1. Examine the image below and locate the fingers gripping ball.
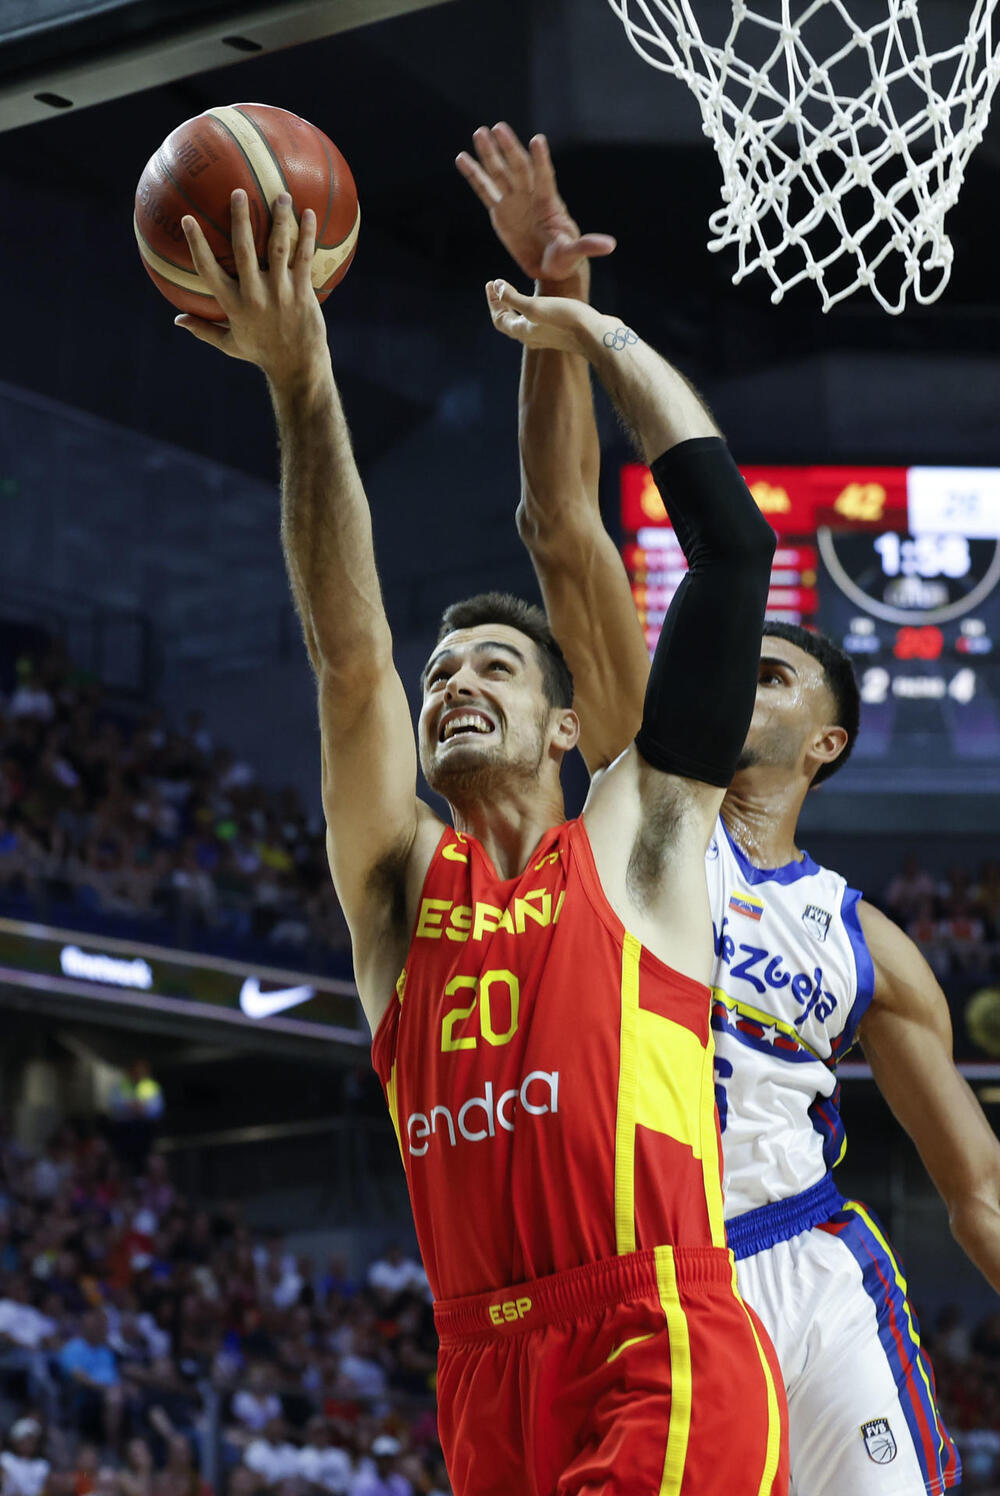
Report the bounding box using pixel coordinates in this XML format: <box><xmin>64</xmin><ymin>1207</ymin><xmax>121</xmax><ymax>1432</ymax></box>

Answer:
<box><xmin>134</xmin><ymin>103</ymin><xmax>359</xmax><ymax>320</ymax></box>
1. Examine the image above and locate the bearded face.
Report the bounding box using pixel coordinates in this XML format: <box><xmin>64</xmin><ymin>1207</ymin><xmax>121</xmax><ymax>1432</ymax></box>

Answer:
<box><xmin>418</xmin><ymin>625</ymin><xmax>562</xmax><ymax>806</ymax></box>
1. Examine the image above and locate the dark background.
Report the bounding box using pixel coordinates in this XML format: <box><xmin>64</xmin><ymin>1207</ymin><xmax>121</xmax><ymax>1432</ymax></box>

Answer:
<box><xmin>3</xmin><ymin>0</ymin><xmax>1000</xmax><ymax>833</ymax></box>
<box><xmin>0</xmin><ymin>0</ymin><xmax>999</xmax><ymax>1395</ymax></box>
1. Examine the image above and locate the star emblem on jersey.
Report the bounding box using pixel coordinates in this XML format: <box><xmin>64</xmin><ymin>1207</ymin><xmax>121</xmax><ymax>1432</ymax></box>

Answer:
<box><xmin>802</xmin><ymin>904</ymin><xmax>832</xmax><ymax>943</ymax></box>
<box><xmin>860</xmin><ymin>1418</ymin><xmax>897</xmax><ymax>1464</ymax></box>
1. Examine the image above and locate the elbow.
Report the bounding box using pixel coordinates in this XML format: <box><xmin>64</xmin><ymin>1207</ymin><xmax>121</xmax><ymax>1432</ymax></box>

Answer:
<box><xmin>685</xmin><ymin>511</ymin><xmax>776</xmax><ymax>583</ymax></box>
<box><xmin>751</xmin><ymin>510</ymin><xmax>778</xmax><ymax>563</ymax></box>
<box><xmin>746</xmin><ymin>522</ymin><xmax>777</xmax><ymax>596</ymax></box>
<box><xmin>711</xmin><ymin>523</ymin><xmax>776</xmax><ymax>605</ymax></box>
<box><xmin>516</xmin><ymin>487</ymin><xmax>603</xmax><ymax>564</ymax></box>
<box><xmin>948</xmin><ymin>1181</ymin><xmax>1000</xmax><ymax>1256</ymax></box>
<box><xmin>728</xmin><ymin>510</ymin><xmax>777</xmax><ymax>572</ymax></box>
<box><xmin>691</xmin><ymin>524</ymin><xmax>775</xmax><ymax>600</ymax></box>
<box><xmin>753</xmin><ymin>513</ymin><xmax>778</xmax><ymax>571</ymax></box>
<box><xmin>515</xmin><ymin>493</ymin><xmax>563</xmax><ymax>559</ymax></box>
<box><xmin>515</xmin><ymin>495</ymin><xmax>544</xmax><ymax>549</ymax></box>
<box><xmin>313</xmin><ymin>622</ymin><xmax>394</xmax><ymax>696</ymax></box>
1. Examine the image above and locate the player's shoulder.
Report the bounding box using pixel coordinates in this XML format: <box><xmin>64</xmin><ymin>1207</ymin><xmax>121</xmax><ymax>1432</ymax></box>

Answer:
<box><xmin>856</xmin><ymin>897</ymin><xmax>910</xmax><ymax>955</ymax></box>
<box><xmin>856</xmin><ymin>898</ymin><xmax>943</xmax><ymax>1011</ymax></box>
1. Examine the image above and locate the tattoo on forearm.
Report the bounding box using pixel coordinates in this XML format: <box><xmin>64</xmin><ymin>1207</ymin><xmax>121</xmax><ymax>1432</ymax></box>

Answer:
<box><xmin>603</xmin><ymin>326</ymin><xmax>639</xmax><ymax>351</ymax></box>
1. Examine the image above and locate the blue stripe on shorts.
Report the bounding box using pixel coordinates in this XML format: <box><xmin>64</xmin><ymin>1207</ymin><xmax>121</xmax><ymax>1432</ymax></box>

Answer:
<box><xmin>817</xmin><ymin>1199</ymin><xmax>960</xmax><ymax>1496</ymax></box>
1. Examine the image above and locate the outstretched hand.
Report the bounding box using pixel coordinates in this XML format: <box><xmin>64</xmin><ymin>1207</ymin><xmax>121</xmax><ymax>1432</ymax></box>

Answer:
<box><xmin>458</xmin><ymin>123</ymin><xmax>615</xmax><ymax>285</ymax></box>
<box><xmin>486</xmin><ymin>279</ymin><xmax>608</xmax><ymax>354</ymax></box>
<box><xmin>174</xmin><ymin>190</ymin><xmax>330</xmax><ymax>387</ymax></box>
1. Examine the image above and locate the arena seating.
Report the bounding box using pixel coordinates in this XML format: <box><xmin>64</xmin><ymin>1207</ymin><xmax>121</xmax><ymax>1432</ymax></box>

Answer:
<box><xmin>0</xmin><ymin>646</ymin><xmax>350</xmax><ymax>976</ymax></box>
<box><xmin>0</xmin><ymin>1121</ymin><xmax>446</xmax><ymax>1496</ymax></box>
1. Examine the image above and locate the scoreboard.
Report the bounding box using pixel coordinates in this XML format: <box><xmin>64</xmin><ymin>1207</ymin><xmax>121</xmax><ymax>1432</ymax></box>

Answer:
<box><xmin>621</xmin><ymin>464</ymin><xmax>1000</xmax><ymax>792</ymax></box>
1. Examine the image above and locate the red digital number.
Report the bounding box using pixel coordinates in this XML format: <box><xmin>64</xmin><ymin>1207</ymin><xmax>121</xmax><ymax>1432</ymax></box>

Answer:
<box><xmin>893</xmin><ymin>626</ymin><xmax>944</xmax><ymax>661</ymax></box>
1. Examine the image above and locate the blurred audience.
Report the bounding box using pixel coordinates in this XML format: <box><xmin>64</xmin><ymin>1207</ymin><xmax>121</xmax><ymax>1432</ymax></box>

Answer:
<box><xmin>924</xmin><ymin>1306</ymin><xmax>1000</xmax><ymax>1492</ymax></box>
<box><xmin>1</xmin><ymin>1417</ymin><xmax>50</xmax><ymax>1496</ymax></box>
<box><xmin>0</xmin><ymin>1125</ymin><xmax>446</xmax><ymax>1496</ymax></box>
<box><xmin>0</xmin><ymin>648</ymin><xmax>348</xmax><ymax>970</ymax></box>
<box><xmin>365</xmin><ymin>1255</ymin><xmax>426</xmax><ymax>1314</ymax></box>
<box><xmin>107</xmin><ymin>1066</ymin><xmax>164</xmax><ymax>1179</ymax></box>
<box><xmin>883</xmin><ymin>855</ymin><xmax>1000</xmax><ymax>978</ymax></box>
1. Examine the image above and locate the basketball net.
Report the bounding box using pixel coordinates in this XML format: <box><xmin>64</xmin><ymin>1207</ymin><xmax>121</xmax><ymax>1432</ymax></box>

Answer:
<box><xmin>606</xmin><ymin>0</ymin><xmax>1000</xmax><ymax>312</ymax></box>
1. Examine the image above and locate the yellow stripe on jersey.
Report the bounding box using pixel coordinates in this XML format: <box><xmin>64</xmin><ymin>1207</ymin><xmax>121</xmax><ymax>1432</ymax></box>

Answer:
<box><xmin>633</xmin><ymin>1010</ymin><xmax>727</xmax><ymax>1248</ymax></box>
<box><xmin>614</xmin><ymin>932</ymin><xmax>642</xmax><ymax>1255</ymax></box>
<box><xmin>636</xmin><ymin>1010</ymin><xmax>706</xmax><ymax>1153</ymax></box>
<box><xmin>699</xmin><ymin>1031</ymin><xmax>727</xmax><ymax>1248</ymax></box>
<box><xmin>843</xmin><ymin>1201</ymin><xmax>946</xmax><ymax>1464</ymax></box>
<box><xmin>385</xmin><ymin>1062</ymin><xmax>403</xmax><ymax>1162</ymax></box>
<box><xmin>711</xmin><ymin>986</ymin><xmax>825</xmax><ymax>1063</ymax></box>
<box><xmin>654</xmin><ymin>1244</ymin><xmax>692</xmax><ymax>1496</ymax></box>
<box><xmin>729</xmin><ymin>1259</ymin><xmax>783</xmax><ymax>1496</ymax></box>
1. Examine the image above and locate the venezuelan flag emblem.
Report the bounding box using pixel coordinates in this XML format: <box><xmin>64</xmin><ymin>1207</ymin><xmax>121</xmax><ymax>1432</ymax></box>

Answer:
<box><xmin>728</xmin><ymin>891</ymin><xmax>765</xmax><ymax>922</ymax></box>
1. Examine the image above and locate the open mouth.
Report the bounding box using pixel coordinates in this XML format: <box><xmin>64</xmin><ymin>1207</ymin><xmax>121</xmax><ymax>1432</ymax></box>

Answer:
<box><xmin>439</xmin><ymin>710</ymin><xmax>495</xmax><ymax>744</ymax></box>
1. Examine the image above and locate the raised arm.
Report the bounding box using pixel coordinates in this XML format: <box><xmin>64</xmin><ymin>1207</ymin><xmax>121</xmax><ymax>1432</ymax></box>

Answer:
<box><xmin>858</xmin><ymin>902</ymin><xmax>1000</xmax><ymax>1292</ymax></box>
<box><xmin>457</xmin><ymin>125</ymin><xmax>650</xmax><ymax>771</ymax></box>
<box><xmin>488</xmin><ymin>284</ymin><xmax>774</xmax><ymax>977</ymax></box>
<box><xmin>176</xmin><ymin>192</ymin><xmax>441</xmax><ymax>1028</ymax></box>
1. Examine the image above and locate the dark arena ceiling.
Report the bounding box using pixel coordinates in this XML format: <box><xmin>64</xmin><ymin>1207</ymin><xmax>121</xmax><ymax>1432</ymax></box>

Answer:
<box><xmin>2</xmin><ymin>0</ymin><xmax>1000</xmax><ymax>484</ymax></box>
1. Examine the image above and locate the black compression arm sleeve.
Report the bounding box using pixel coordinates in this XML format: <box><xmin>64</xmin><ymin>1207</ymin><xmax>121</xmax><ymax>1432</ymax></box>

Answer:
<box><xmin>635</xmin><ymin>436</ymin><xmax>776</xmax><ymax>787</ymax></box>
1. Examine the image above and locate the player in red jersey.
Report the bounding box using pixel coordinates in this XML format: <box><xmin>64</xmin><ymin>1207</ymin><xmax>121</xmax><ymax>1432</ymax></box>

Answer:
<box><xmin>176</xmin><ymin>190</ymin><xmax>787</xmax><ymax>1495</ymax></box>
<box><xmin>458</xmin><ymin>122</ymin><xmax>1000</xmax><ymax>1496</ymax></box>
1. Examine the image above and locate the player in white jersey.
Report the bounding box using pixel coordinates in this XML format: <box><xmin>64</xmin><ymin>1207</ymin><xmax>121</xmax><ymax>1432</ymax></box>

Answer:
<box><xmin>458</xmin><ymin>123</ymin><xmax>1000</xmax><ymax>1495</ymax></box>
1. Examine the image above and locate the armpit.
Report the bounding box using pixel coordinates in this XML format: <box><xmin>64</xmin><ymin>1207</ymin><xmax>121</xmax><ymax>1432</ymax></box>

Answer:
<box><xmin>365</xmin><ymin>843</ymin><xmax>411</xmax><ymax>939</ymax></box>
<box><xmin>626</xmin><ymin>787</ymin><xmax>682</xmax><ymax>909</ymax></box>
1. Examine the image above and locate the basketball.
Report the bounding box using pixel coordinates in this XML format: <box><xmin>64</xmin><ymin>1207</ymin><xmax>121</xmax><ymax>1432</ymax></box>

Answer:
<box><xmin>134</xmin><ymin>103</ymin><xmax>359</xmax><ymax>320</ymax></box>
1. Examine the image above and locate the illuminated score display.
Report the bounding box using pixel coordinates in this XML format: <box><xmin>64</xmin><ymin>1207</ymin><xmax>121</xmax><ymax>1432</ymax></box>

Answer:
<box><xmin>621</xmin><ymin>464</ymin><xmax>1000</xmax><ymax>793</ymax></box>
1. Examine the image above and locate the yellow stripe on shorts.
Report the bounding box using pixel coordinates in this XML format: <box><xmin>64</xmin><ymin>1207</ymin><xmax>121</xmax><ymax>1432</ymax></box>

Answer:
<box><xmin>729</xmin><ymin>1258</ymin><xmax>783</xmax><ymax>1495</ymax></box>
<box><xmin>654</xmin><ymin>1244</ymin><xmax>692</xmax><ymax>1496</ymax></box>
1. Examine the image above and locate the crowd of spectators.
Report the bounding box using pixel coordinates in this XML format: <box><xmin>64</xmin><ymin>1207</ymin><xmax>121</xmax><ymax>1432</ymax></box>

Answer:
<box><xmin>0</xmin><ymin>1121</ymin><xmax>447</xmax><ymax>1496</ymax></box>
<box><xmin>924</xmin><ymin>1307</ymin><xmax>1000</xmax><ymax>1491</ymax></box>
<box><xmin>0</xmin><ymin>648</ymin><xmax>349</xmax><ymax>969</ymax></box>
<box><xmin>883</xmin><ymin>855</ymin><xmax>1000</xmax><ymax>980</ymax></box>
<box><xmin>5</xmin><ymin>638</ymin><xmax>1000</xmax><ymax>995</ymax></box>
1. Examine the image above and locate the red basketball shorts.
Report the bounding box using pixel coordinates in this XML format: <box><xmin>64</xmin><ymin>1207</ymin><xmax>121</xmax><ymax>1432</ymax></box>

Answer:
<box><xmin>434</xmin><ymin>1246</ymin><xmax>788</xmax><ymax>1496</ymax></box>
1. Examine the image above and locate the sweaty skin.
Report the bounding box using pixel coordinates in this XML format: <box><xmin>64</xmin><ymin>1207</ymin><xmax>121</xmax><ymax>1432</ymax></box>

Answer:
<box><xmin>173</xmin><ymin>187</ymin><xmax>768</xmax><ymax>1038</ymax></box>
<box><xmin>457</xmin><ymin>121</ymin><xmax>1000</xmax><ymax>1294</ymax></box>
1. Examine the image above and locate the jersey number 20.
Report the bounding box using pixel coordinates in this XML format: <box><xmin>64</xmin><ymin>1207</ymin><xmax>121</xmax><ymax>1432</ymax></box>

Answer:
<box><xmin>441</xmin><ymin>970</ymin><xmax>520</xmax><ymax>1052</ymax></box>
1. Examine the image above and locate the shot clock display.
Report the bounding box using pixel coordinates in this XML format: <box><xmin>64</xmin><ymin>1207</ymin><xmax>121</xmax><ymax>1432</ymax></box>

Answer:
<box><xmin>621</xmin><ymin>464</ymin><xmax>1000</xmax><ymax>793</ymax></box>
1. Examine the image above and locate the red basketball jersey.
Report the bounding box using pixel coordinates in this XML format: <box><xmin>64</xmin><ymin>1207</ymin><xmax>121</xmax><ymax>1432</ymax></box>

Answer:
<box><xmin>371</xmin><ymin>818</ymin><xmax>727</xmax><ymax>1301</ymax></box>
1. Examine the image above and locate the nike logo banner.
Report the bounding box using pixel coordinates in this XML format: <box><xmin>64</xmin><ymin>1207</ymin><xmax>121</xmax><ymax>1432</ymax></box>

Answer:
<box><xmin>239</xmin><ymin>976</ymin><xmax>317</xmax><ymax>1020</ymax></box>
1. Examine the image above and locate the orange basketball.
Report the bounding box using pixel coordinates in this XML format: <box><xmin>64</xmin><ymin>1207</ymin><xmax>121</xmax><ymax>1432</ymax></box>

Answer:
<box><xmin>134</xmin><ymin>103</ymin><xmax>359</xmax><ymax>320</ymax></box>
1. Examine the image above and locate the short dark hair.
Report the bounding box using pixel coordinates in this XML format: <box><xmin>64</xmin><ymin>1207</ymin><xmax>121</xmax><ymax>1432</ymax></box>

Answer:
<box><xmin>430</xmin><ymin>592</ymin><xmax>574</xmax><ymax>709</ymax></box>
<box><xmin>762</xmin><ymin>621</ymin><xmax>859</xmax><ymax>784</ymax></box>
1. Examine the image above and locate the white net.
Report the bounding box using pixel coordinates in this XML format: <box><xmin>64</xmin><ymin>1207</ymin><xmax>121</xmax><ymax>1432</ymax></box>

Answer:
<box><xmin>607</xmin><ymin>0</ymin><xmax>1000</xmax><ymax>312</ymax></box>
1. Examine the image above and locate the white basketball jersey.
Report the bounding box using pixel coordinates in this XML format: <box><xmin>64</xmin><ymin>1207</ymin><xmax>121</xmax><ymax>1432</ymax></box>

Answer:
<box><xmin>706</xmin><ymin>815</ymin><xmax>875</xmax><ymax>1218</ymax></box>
